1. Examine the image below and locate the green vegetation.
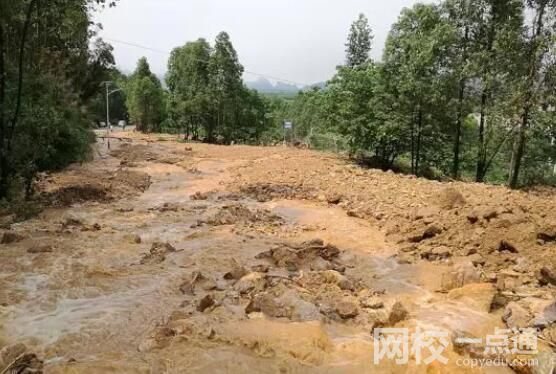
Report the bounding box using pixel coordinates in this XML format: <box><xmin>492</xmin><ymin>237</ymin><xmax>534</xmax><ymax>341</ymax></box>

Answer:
<box><xmin>269</xmin><ymin>2</ymin><xmax>556</xmax><ymax>188</ymax></box>
<box><xmin>165</xmin><ymin>32</ymin><xmax>267</xmax><ymax>143</ymax></box>
<box><xmin>2</xmin><ymin>0</ymin><xmax>556</xmax><ymax>205</ymax></box>
<box><xmin>0</xmin><ymin>0</ymin><xmax>118</xmax><ymax>201</ymax></box>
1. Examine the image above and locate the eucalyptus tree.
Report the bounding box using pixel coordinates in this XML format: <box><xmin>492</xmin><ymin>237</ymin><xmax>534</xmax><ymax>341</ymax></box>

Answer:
<box><xmin>345</xmin><ymin>13</ymin><xmax>373</xmax><ymax>68</ymax></box>
<box><xmin>382</xmin><ymin>3</ymin><xmax>455</xmax><ymax>175</ymax></box>
<box><xmin>508</xmin><ymin>0</ymin><xmax>556</xmax><ymax>187</ymax></box>
<box><xmin>208</xmin><ymin>32</ymin><xmax>244</xmax><ymax>143</ymax></box>
<box><xmin>127</xmin><ymin>57</ymin><xmax>165</xmax><ymax>132</ymax></box>
<box><xmin>0</xmin><ymin>0</ymin><xmax>117</xmax><ymax>198</ymax></box>
<box><xmin>166</xmin><ymin>39</ymin><xmax>211</xmax><ymax>138</ymax></box>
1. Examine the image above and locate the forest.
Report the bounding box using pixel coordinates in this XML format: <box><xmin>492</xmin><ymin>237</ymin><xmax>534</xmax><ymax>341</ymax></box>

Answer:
<box><xmin>1</xmin><ymin>0</ymin><xmax>556</xmax><ymax>210</ymax></box>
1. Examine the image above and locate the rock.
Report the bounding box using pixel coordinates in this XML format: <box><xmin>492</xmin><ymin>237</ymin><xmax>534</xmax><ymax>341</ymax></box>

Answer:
<box><xmin>1</xmin><ymin>231</ymin><xmax>25</xmax><ymax>244</ymax></box>
<box><xmin>27</xmin><ymin>245</ymin><xmax>53</xmax><ymax>254</ymax></box>
<box><xmin>537</xmin><ymin>225</ymin><xmax>556</xmax><ymax>243</ymax></box>
<box><xmin>0</xmin><ymin>343</ymin><xmax>27</xmax><ymax>366</ymax></box>
<box><xmin>0</xmin><ymin>344</ymin><xmax>42</xmax><ymax>374</ymax></box>
<box><xmin>140</xmin><ymin>242</ymin><xmax>176</xmax><ymax>265</ymax></box>
<box><xmin>248</xmin><ymin>289</ymin><xmax>321</xmax><ymax>321</ymax></box>
<box><xmin>529</xmin><ymin>300</ymin><xmax>556</xmax><ymax>329</ymax></box>
<box><xmin>447</xmin><ymin>283</ymin><xmax>496</xmax><ymax>313</ymax></box>
<box><xmin>498</xmin><ymin>240</ymin><xmax>518</xmax><ymax>253</ymax></box>
<box><xmin>133</xmin><ymin>235</ymin><xmax>142</xmax><ymax>244</ymax></box>
<box><xmin>197</xmin><ymin>294</ymin><xmax>216</xmax><ymax>312</ymax></box>
<box><xmin>151</xmin><ymin>242</ymin><xmax>176</xmax><ymax>254</ymax></box>
<box><xmin>467</xmin><ymin>211</ymin><xmax>479</xmax><ymax>224</ymax></box>
<box><xmin>413</xmin><ymin>206</ymin><xmax>440</xmax><ymax>221</ymax></box>
<box><xmin>360</xmin><ymin>296</ymin><xmax>384</xmax><ymax>309</ymax></box>
<box><xmin>539</xmin><ymin>267</ymin><xmax>556</xmax><ymax>286</ymax></box>
<box><xmin>440</xmin><ymin>262</ymin><xmax>481</xmax><ymax>291</ymax></box>
<box><xmin>320</xmin><ymin>270</ymin><xmax>353</xmax><ymax>291</ymax></box>
<box><xmin>452</xmin><ymin>330</ymin><xmax>486</xmax><ymax>358</ymax></box>
<box><xmin>396</xmin><ymin>253</ymin><xmax>414</xmax><ymax>264</ymax></box>
<box><xmin>503</xmin><ymin>302</ymin><xmax>532</xmax><ymax>329</ymax></box>
<box><xmin>233</xmin><ymin>272</ymin><xmax>267</xmax><ymax>295</ymax></box>
<box><xmin>180</xmin><ymin>272</ymin><xmax>217</xmax><ymax>295</ymax></box>
<box><xmin>409</xmin><ymin>224</ymin><xmax>443</xmax><ymax>243</ymax></box>
<box><xmin>251</xmin><ymin>264</ymin><xmax>269</xmax><ymax>273</ymax></box>
<box><xmin>421</xmin><ymin>246</ymin><xmax>452</xmax><ymax>261</ymax></box>
<box><xmin>496</xmin><ymin>270</ymin><xmax>523</xmax><ymax>291</ymax></box>
<box><xmin>387</xmin><ymin>301</ymin><xmax>409</xmax><ymax>325</ymax></box>
<box><xmin>326</xmin><ymin>194</ymin><xmax>342</xmax><ymax>204</ymax></box>
<box><xmin>467</xmin><ymin>253</ymin><xmax>486</xmax><ymax>267</ymax></box>
<box><xmin>223</xmin><ymin>260</ymin><xmax>248</xmax><ymax>280</ymax></box>
<box><xmin>482</xmin><ymin>208</ymin><xmax>499</xmax><ymax>221</ymax></box>
<box><xmin>435</xmin><ymin>188</ymin><xmax>466</xmax><ymax>210</ymax></box>
<box><xmin>335</xmin><ymin>297</ymin><xmax>359</xmax><ymax>319</ymax></box>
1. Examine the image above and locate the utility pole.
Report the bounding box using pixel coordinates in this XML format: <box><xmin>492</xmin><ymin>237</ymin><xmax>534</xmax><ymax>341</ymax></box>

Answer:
<box><xmin>103</xmin><ymin>81</ymin><xmax>122</xmax><ymax>149</ymax></box>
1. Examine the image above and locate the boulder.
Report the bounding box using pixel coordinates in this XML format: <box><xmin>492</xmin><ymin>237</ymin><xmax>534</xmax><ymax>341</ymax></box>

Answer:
<box><xmin>27</xmin><ymin>245</ymin><xmax>53</xmax><ymax>254</ymax></box>
<box><xmin>498</xmin><ymin>240</ymin><xmax>519</xmax><ymax>253</ymax></box>
<box><xmin>538</xmin><ymin>267</ymin><xmax>556</xmax><ymax>286</ymax></box>
<box><xmin>503</xmin><ymin>302</ymin><xmax>531</xmax><ymax>329</ymax></box>
<box><xmin>197</xmin><ymin>294</ymin><xmax>216</xmax><ymax>312</ymax></box>
<box><xmin>233</xmin><ymin>272</ymin><xmax>267</xmax><ymax>295</ymax></box>
<box><xmin>435</xmin><ymin>188</ymin><xmax>466</xmax><ymax>210</ymax></box>
<box><xmin>1</xmin><ymin>231</ymin><xmax>25</xmax><ymax>245</ymax></box>
<box><xmin>335</xmin><ymin>297</ymin><xmax>359</xmax><ymax>319</ymax></box>
<box><xmin>441</xmin><ymin>262</ymin><xmax>481</xmax><ymax>291</ymax></box>
<box><xmin>447</xmin><ymin>283</ymin><xmax>496</xmax><ymax>313</ymax></box>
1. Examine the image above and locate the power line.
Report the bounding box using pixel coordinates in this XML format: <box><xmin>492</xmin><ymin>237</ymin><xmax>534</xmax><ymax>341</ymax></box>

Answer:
<box><xmin>103</xmin><ymin>37</ymin><xmax>310</xmax><ymax>87</ymax></box>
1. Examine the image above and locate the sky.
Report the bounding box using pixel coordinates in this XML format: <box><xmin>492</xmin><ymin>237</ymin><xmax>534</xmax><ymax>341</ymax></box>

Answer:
<box><xmin>94</xmin><ymin>0</ymin><xmax>428</xmax><ymax>86</ymax></box>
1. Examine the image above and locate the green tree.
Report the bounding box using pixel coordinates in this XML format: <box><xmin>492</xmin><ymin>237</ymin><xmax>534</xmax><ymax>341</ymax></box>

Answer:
<box><xmin>166</xmin><ymin>39</ymin><xmax>211</xmax><ymax>138</ymax></box>
<box><xmin>0</xmin><ymin>0</ymin><xmax>118</xmax><ymax>198</ymax></box>
<box><xmin>208</xmin><ymin>32</ymin><xmax>244</xmax><ymax>142</ymax></box>
<box><xmin>126</xmin><ymin>57</ymin><xmax>165</xmax><ymax>132</ymax></box>
<box><xmin>345</xmin><ymin>13</ymin><xmax>373</xmax><ymax>68</ymax></box>
<box><xmin>508</xmin><ymin>0</ymin><xmax>556</xmax><ymax>188</ymax></box>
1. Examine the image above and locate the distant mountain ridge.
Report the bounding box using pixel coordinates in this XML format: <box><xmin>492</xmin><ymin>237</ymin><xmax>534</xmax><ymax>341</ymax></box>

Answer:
<box><xmin>245</xmin><ymin>77</ymin><xmax>325</xmax><ymax>94</ymax></box>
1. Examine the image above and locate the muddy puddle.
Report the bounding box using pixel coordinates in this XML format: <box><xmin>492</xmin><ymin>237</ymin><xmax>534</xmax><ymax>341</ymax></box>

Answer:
<box><xmin>0</xmin><ymin>136</ymin><xmax>518</xmax><ymax>373</ymax></box>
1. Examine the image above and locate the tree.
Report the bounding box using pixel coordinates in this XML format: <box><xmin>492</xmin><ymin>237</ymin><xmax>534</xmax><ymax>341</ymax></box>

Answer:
<box><xmin>166</xmin><ymin>39</ymin><xmax>211</xmax><ymax>138</ymax></box>
<box><xmin>0</xmin><ymin>0</ymin><xmax>118</xmax><ymax>199</ymax></box>
<box><xmin>508</xmin><ymin>0</ymin><xmax>556</xmax><ymax>188</ymax></box>
<box><xmin>208</xmin><ymin>32</ymin><xmax>244</xmax><ymax>142</ymax></box>
<box><xmin>382</xmin><ymin>3</ymin><xmax>455</xmax><ymax>175</ymax></box>
<box><xmin>126</xmin><ymin>57</ymin><xmax>165</xmax><ymax>132</ymax></box>
<box><xmin>345</xmin><ymin>14</ymin><xmax>373</xmax><ymax>68</ymax></box>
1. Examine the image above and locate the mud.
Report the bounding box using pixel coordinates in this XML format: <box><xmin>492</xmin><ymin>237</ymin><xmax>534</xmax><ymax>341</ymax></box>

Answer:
<box><xmin>0</xmin><ymin>133</ymin><xmax>555</xmax><ymax>373</ymax></box>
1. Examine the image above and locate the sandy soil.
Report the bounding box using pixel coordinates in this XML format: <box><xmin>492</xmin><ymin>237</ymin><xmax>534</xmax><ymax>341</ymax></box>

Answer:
<box><xmin>1</xmin><ymin>133</ymin><xmax>555</xmax><ymax>373</ymax></box>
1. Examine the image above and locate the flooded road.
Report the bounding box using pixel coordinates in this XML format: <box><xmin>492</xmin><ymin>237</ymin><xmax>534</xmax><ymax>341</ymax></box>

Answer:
<box><xmin>0</xmin><ymin>135</ymin><xmax>532</xmax><ymax>373</ymax></box>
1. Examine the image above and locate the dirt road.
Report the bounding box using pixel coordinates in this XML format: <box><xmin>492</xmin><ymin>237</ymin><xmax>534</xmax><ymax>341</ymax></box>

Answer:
<box><xmin>1</xmin><ymin>133</ymin><xmax>555</xmax><ymax>373</ymax></box>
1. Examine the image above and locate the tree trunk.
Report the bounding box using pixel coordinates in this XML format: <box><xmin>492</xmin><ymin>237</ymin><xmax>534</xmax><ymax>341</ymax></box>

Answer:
<box><xmin>452</xmin><ymin>78</ymin><xmax>466</xmax><ymax>179</ymax></box>
<box><xmin>415</xmin><ymin>108</ymin><xmax>423</xmax><ymax>176</ymax></box>
<box><xmin>507</xmin><ymin>0</ymin><xmax>547</xmax><ymax>188</ymax></box>
<box><xmin>0</xmin><ymin>21</ymin><xmax>7</xmax><ymax>197</ymax></box>
<box><xmin>508</xmin><ymin>107</ymin><xmax>529</xmax><ymax>188</ymax></box>
<box><xmin>410</xmin><ymin>110</ymin><xmax>416</xmax><ymax>174</ymax></box>
<box><xmin>8</xmin><ymin>0</ymin><xmax>37</xmax><ymax>151</ymax></box>
<box><xmin>475</xmin><ymin>91</ymin><xmax>488</xmax><ymax>182</ymax></box>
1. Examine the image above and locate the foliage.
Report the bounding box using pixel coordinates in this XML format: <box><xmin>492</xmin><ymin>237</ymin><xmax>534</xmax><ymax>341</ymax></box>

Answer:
<box><xmin>164</xmin><ymin>32</ymin><xmax>268</xmax><ymax>144</ymax></box>
<box><xmin>269</xmin><ymin>6</ymin><xmax>556</xmax><ymax>187</ymax></box>
<box><xmin>126</xmin><ymin>57</ymin><xmax>165</xmax><ymax>132</ymax></box>
<box><xmin>0</xmin><ymin>0</ymin><xmax>118</xmax><ymax>200</ymax></box>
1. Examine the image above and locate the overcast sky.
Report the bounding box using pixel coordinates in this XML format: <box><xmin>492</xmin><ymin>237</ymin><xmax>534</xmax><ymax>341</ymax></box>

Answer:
<box><xmin>94</xmin><ymin>0</ymin><xmax>428</xmax><ymax>86</ymax></box>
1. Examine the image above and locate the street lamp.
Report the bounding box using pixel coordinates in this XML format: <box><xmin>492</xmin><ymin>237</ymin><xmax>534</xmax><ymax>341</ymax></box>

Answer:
<box><xmin>103</xmin><ymin>81</ymin><xmax>122</xmax><ymax>149</ymax></box>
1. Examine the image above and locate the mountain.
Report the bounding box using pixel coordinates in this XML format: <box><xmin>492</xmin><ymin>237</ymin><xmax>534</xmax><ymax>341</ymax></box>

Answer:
<box><xmin>246</xmin><ymin>77</ymin><xmax>301</xmax><ymax>94</ymax></box>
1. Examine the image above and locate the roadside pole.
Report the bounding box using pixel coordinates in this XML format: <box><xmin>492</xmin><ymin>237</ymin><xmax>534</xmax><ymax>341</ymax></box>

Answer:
<box><xmin>105</xmin><ymin>82</ymin><xmax>110</xmax><ymax>149</ymax></box>
<box><xmin>103</xmin><ymin>81</ymin><xmax>122</xmax><ymax>150</ymax></box>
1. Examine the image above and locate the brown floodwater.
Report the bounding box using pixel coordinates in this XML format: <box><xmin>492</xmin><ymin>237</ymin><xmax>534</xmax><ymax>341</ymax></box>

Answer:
<box><xmin>0</xmin><ymin>137</ymin><xmax>513</xmax><ymax>373</ymax></box>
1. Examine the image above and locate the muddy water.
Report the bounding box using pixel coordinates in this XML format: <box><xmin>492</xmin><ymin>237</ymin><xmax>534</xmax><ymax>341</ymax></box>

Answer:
<box><xmin>0</xmin><ymin>138</ymin><xmax>510</xmax><ymax>373</ymax></box>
